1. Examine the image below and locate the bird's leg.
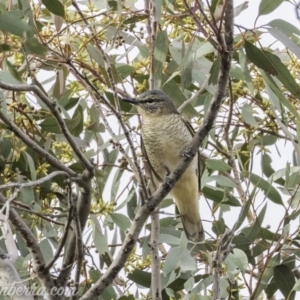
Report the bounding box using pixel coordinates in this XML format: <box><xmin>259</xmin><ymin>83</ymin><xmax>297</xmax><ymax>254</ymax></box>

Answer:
<box><xmin>181</xmin><ymin>148</ymin><xmax>193</xmax><ymax>161</ymax></box>
<box><xmin>163</xmin><ymin>166</ymin><xmax>173</xmax><ymax>187</ymax></box>
<box><xmin>164</xmin><ymin>166</ymin><xmax>170</xmax><ymax>176</ymax></box>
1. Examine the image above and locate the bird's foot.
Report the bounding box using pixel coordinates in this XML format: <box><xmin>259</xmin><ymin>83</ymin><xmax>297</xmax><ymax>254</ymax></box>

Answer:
<box><xmin>181</xmin><ymin>149</ymin><xmax>193</xmax><ymax>161</ymax></box>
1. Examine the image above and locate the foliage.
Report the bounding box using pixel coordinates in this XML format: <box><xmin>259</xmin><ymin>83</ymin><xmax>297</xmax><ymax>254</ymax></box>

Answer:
<box><xmin>0</xmin><ymin>0</ymin><xmax>300</xmax><ymax>299</ymax></box>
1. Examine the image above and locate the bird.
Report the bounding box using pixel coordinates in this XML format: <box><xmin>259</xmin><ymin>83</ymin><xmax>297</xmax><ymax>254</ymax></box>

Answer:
<box><xmin>123</xmin><ymin>90</ymin><xmax>204</xmax><ymax>242</ymax></box>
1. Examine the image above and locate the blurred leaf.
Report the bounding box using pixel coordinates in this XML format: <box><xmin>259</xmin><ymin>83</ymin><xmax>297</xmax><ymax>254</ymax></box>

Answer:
<box><xmin>268</xmin><ymin>27</ymin><xmax>300</xmax><ymax>60</ymax></box>
<box><xmin>263</xmin><ymin>51</ymin><xmax>300</xmax><ymax>100</ymax></box>
<box><xmin>5</xmin><ymin>59</ymin><xmax>23</xmax><ymax>82</ymax></box>
<box><xmin>127</xmin><ymin>270</ymin><xmax>151</xmax><ymax>288</ymax></box>
<box><xmin>268</xmin><ymin>19</ymin><xmax>300</xmax><ymax>37</ymax></box>
<box><xmin>87</xmin><ymin>45</ymin><xmax>105</xmax><ymax>67</ymax></box>
<box><xmin>154</xmin><ymin>30</ymin><xmax>169</xmax><ymax>85</ymax></box>
<box><xmin>42</xmin><ymin>0</ymin><xmax>65</xmax><ymax>17</ymax></box>
<box><xmin>245</xmin><ymin>41</ymin><xmax>277</xmax><ymax>75</ymax></box>
<box><xmin>252</xmin><ymin>239</ymin><xmax>271</xmax><ymax>257</ymax></box>
<box><xmin>249</xmin><ymin>173</ymin><xmax>283</xmax><ymax>205</ymax></box>
<box><xmin>209</xmin><ymin>55</ymin><xmax>220</xmax><ymax>85</ymax></box>
<box><xmin>71</xmin><ymin>105</ymin><xmax>84</xmax><ymax>136</ymax></box>
<box><xmin>274</xmin><ymin>264</ymin><xmax>295</xmax><ymax>300</ymax></box>
<box><xmin>292</xmin><ymin>279</ymin><xmax>300</xmax><ymax>291</ymax></box>
<box><xmin>225</xmin><ymin>248</ymin><xmax>248</xmax><ymax>274</ymax></box>
<box><xmin>258</xmin><ymin>0</ymin><xmax>284</xmax><ymax>16</ymax></box>
<box><xmin>212</xmin><ymin>218</ymin><xmax>226</xmax><ymax>235</ymax></box>
<box><xmin>203</xmin><ymin>186</ymin><xmax>241</xmax><ymax>206</ymax></box>
<box><xmin>206</xmin><ymin>159</ymin><xmax>231</xmax><ymax>172</ymax></box>
<box><xmin>24</xmin><ymin>37</ymin><xmax>48</xmax><ymax>56</ymax></box>
<box><xmin>242</xmin><ymin>103</ymin><xmax>258</xmax><ymax>127</ymax></box>
<box><xmin>163</xmin><ymin>247</ymin><xmax>180</xmax><ymax>275</ymax></box>
<box><xmin>0</xmin><ymin>43</ymin><xmax>11</xmax><ymax>52</ymax></box>
<box><xmin>39</xmin><ymin>239</ymin><xmax>53</xmax><ymax>263</ymax></box>
<box><xmin>182</xmin><ymin>42</ymin><xmax>193</xmax><ymax>88</ymax></box>
<box><xmin>261</xmin><ymin>153</ymin><xmax>284</xmax><ymax>185</ymax></box>
<box><xmin>117</xmin><ymin>64</ymin><xmax>134</xmax><ymax>78</ymax></box>
<box><xmin>0</xmin><ymin>11</ymin><xmax>32</xmax><ymax>37</ymax></box>
<box><xmin>162</xmin><ymin>77</ymin><xmax>197</xmax><ymax>117</ymax></box>
<box><xmin>180</xmin><ymin>251</ymin><xmax>196</xmax><ymax>272</ymax></box>
<box><xmin>109</xmin><ymin>213</ymin><xmax>131</xmax><ymax>232</ymax></box>
<box><xmin>208</xmin><ymin>175</ymin><xmax>237</xmax><ymax>188</ymax></box>
<box><xmin>234</xmin><ymin>1</ymin><xmax>249</xmax><ymax>17</ymax></box>
<box><xmin>262</xmin><ymin>70</ymin><xmax>300</xmax><ymax>122</ymax></box>
<box><xmin>123</xmin><ymin>15</ymin><xmax>148</xmax><ymax>24</ymax></box>
<box><xmin>253</xmin><ymin>254</ymin><xmax>280</xmax><ymax>298</ymax></box>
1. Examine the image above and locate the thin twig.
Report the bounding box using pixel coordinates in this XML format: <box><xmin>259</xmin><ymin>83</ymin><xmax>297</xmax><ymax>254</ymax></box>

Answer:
<box><xmin>0</xmin><ymin>171</ymin><xmax>69</xmax><ymax>190</ymax></box>
<box><xmin>44</xmin><ymin>187</ymin><xmax>76</xmax><ymax>271</ymax></box>
<box><xmin>212</xmin><ymin>229</ymin><xmax>234</xmax><ymax>300</ymax></box>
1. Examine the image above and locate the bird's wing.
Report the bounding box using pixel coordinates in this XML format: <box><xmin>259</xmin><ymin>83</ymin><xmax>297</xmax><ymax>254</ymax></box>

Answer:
<box><xmin>141</xmin><ymin>136</ymin><xmax>163</xmax><ymax>183</ymax></box>
<box><xmin>181</xmin><ymin>117</ymin><xmax>201</xmax><ymax>192</ymax></box>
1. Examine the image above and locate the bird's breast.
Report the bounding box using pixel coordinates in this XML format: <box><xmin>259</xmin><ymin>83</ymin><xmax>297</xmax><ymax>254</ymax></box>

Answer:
<box><xmin>141</xmin><ymin>114</ymin><xmax>196</xmax><ymax>178</ymax></box>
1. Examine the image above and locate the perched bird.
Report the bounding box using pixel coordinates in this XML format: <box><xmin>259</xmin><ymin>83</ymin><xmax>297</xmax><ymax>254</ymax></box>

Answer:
<box><xmin>123</xmin><ymin>90</ymin><xmax>204</xmax><ymax>242</ymax></box>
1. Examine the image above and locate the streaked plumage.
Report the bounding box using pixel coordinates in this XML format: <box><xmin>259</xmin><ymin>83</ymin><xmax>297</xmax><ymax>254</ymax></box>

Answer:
<box><xmin>123</xmin><ymin>90</ymin><xmax>204</xmax><ymax>242</ymax></box>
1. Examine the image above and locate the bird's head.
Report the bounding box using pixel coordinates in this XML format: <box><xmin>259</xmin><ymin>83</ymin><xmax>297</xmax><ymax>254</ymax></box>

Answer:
<box><xmin>122</xmin><ymin>90</ymin><xmax>178</xmax><ymax>117</ymax></box>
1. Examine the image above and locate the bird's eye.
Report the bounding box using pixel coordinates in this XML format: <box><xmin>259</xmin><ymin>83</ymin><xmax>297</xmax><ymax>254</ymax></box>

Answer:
<box><xmin>146</xmin><ymin>99</ymin><xmax>154</xmax><ymax>104</ymax></box>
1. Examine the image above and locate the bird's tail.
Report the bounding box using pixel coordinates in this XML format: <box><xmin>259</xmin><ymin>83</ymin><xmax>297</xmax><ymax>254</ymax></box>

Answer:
<box><xmin>181</xmin><ymin>215</ymin><xmax>205</xmax><ymax>242</ymax></box>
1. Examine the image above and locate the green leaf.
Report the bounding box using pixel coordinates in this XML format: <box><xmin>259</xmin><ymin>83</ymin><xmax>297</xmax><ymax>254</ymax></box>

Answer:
<box><xmin>180</xmin><ymin>251</ymin><xmax>196</xmax><ymax>272</ymax></box>
<box><xmin>24</xmin><ymin>37</ymin><xmax>48</xmax><ymax>57</ymax></box>
<box><xmin>262</xmin><ymin>70</ymin><xmax>300</xmax><ymax>122</ymax></box>
<box><xmin>208</xmin><ymin>175</ymin><xmax>237</xmax><ymax>188</ymax></box>
<box><xmin>117</xmin><ymin>64</ymin><xmax>134</xmax><ymax>78</ymax></box>
<box><xmin>203</xmin><ymin>186</ymin><xmax>241</xmax><ymax>206</ymax></box>
<box><xmin>163</xmin><ymin>247</ymin><xmax>180</xmax><ymax>275</ymax></box>
<box><xmin>109</xmin><ymin>213</ymin><xmax>131</xmax><ymax>232</ymax></box>
<box><xmin>234</xmin><ymin>194</ymin><xmax>253</xmax><ymax>230</ymax></box>
<box><xmin>268</xmin><ymin>27</ymin><xmax>300</xmax><ymax>60</ymax></box>
<box><xmin>263</xmin><ymin>51</ymin><xmax>300</xmax><ymax>100</ymax></box>
<box><xmin>153</xmin><ymin>30</ymin><xmax>169</xmax><ymax>85</ymax></box>
<box><xmin>225</xmin><ymin>249</ymin><xmax>248</xmax><ymax>273</ymax></box>
<box><xmin>241</xmin><ymin>103</ymin><xmax>258</xmax><ymax>127</ymax></box>
<box><xmin>162</xmin><ymin>77</ymin><xmax>197</xmax><ymax>117</ymax></box>
<box><xmin>258</xmin><ymin>0</ymin><xmax>284</xmax><ymax>16</ymax></box>
<box><xmin>245</xmin><ymin>41</ymin><xmax>277</xmax><ymax>75</ymax></box>
<box><xmin>212</xmin><ymin>218</ymin><xmax>226</xmax><ymax>235</ymax></box>
<box><xmin>274</xmin><ymin>264</ymin><xmax>295</xmax><ymax>300</ymax></box>
<box><xmin>42</xmin><ymin>0</ymin><xmax>65</xmax><ymax>17</ymax></box>
<box><xmin>292</xmin><ymin>279</ymin><xmax>300</xmax><ymax>291</ymax></box>
<box><xmin>209</xmin><ymin>55</ymin><xmax>220</xmax><ymax>85</ymax></box>
<box><xmin>91</xmin><ymin>216</ymin><xmax>110</xmax><ymax>257</ymax></box>
<box><xmin>253</xmin><ymin>254</ymin><xmax>280</xmax><ymax>298</ymax></box>
<box><xmin>0</xmin><ymin>11</ymin><xmax>32</xmax><ymax>37</ymax></box>
<box><xmin>181</xmin><ymin>42</ymin><xmax>193</xmax><ymax>88</ymax></box>
<box><xmin>206</xmin><ymin>159</ymin><xmax>231</xmax><ymax>172</ymax></box>
<box><xmin>127</xmin><ymin>270</ymin><xmax>151</xmax><ymax>288</ymax></box>
<box><xmin>87</xmin><ymin>45</ymin><xmax>105</xmax><ymax>67</ymax></box>
<box><xmin>40</xmin><ymin>112</ymin><xmax>82</xmax><ymax>134</ymax></box>
<box><xmin>124</xmin><ymin>15</ymin><xmax>148</xmax><ymax>24</ymax></box>
<box><xmin>39</xmin><ymin>239</ymin><xmax>53</xmax><ymax>263</ymax></box>
<box><xmin>249</xmin><ymin>173</ymin><xmax>283</xmax><ymax>205</ymax></box>
<box><xmin>268</xmin><ymin>19</ymin><xmax>300</xmax><ymax>37</ymax></box>
<box><xmin>5</xmin><ymin>59</ymin><xmax>23</xmax><ymax>82</ymax></box>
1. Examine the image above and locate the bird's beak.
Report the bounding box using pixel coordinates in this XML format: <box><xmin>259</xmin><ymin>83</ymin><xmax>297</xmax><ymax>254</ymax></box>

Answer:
<box><xmin>122</xmin><ymin>97</ymin><xmax>138</xmax><ymax>105</ymax></box>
